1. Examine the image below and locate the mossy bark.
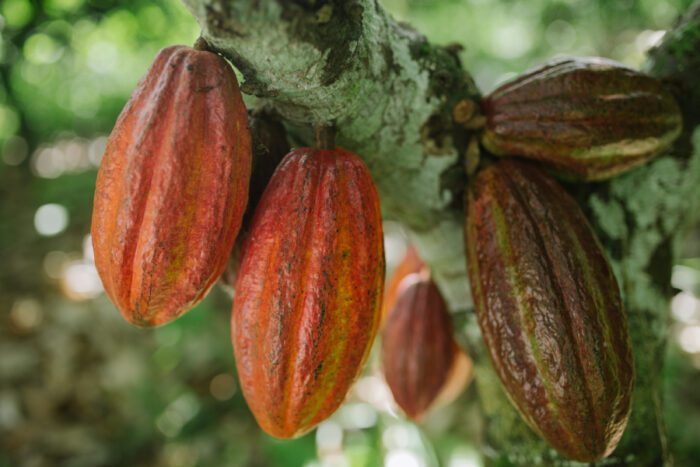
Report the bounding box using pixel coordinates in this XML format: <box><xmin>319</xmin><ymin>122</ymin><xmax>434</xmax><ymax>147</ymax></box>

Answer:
<box><xmin>182</xmin><ymin>1</ymin><xmax>700</xmax><ymax>465</ymax></box>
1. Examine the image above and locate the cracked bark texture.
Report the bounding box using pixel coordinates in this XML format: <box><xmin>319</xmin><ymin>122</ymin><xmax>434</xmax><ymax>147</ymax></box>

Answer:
<box><xmin>182</xmin><ymin>1</ymin><xmax>700</xmax><ymax>465</ymax></box>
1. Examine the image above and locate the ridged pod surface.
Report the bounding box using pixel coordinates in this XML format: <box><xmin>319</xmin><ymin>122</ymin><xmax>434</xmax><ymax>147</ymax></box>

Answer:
<box><xmin>465</xmin><ymin>159</ymin><xmax>634</xmax><ymax>462</ymax></box>
<box><xmin>482</xmin><ymin>57</ymin><xmax>682</xmax><ymax>181</ymax></box>
<box><xmin>382</xmin><ymin>273</ymin><xmax>459</xmax><ymax>421</ymax></box>
<box><xmin>232</xmin><ymin>147</ymin><xmax>385</xmax><ymax>439</ymax></box>
<box><xmin>91</xmin><ymin>45</ymin><xmax>251</xmax><ymax>327</ymax></box>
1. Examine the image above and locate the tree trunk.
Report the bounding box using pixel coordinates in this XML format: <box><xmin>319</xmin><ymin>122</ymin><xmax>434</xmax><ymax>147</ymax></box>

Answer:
<box><xmin>181</xmin><ymin>1</ymin><xmax>700</xmax><ymax>465</ymax></box>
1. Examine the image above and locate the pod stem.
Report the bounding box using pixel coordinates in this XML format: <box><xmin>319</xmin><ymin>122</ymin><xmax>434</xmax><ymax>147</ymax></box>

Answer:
<box><xmin>452</xmin><ymin>98</ymin><xmax>485</xmax><ymax>130</ymax></box>
<box><xmin>193</xmin><ymin>36</ymin><xmax>212</xmax><ymax>52</ymax></box>
<box><xmin>315</xmin><ymin>124</ymin><xmax>337</xmax><ymax>150</ymax></box>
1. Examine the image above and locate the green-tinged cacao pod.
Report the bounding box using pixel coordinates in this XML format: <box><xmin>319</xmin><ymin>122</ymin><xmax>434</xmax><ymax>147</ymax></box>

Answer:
<box><xmin>382</xmin><ymin>271</ymin><xmax>469</xmax><ymax>421</ymax></box>
<box><xmin>482</xmin><ymin>57</ymin><xmax>682</xmax><ymax>181</ymax></box>
<box><xmin>232</xmin><ymin>147</ymin><xmax>385</xmax><ymax>439</ymax></box>
<box><xmin>465</xmin><ymin>159</ymin><xmax>634</xmax><ymax>462</ymax></box>
<box><xmin>91</xmin><ymin>45</ymin><xmax>251</xmax><ymax>327</ymax></box>
<box><xmin>220</xmin><ymin>112</ymin><xmax>289</xmax><ymax>292</ymax></box>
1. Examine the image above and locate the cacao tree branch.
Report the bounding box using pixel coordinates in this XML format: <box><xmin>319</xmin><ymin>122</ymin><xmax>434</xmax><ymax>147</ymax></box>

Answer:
<box><xmin>181</xmin><ymin>0</ymin><xmax>478</xmax><ymax>309</ymax></box>
<box><xmin>646</xmin><ymin>0</ymin><xmax>700</xmax><ymax>131</ymax></box>
<box><xmin>181</xmin><ymin>1</ymin><xmax>700</xmax><ymax>465</ymax></box>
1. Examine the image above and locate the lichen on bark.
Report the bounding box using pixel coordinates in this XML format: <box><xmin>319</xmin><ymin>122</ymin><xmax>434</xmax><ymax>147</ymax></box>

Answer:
<box><xmin>182</xmin><ymin>0</ymin><xmax>700</xmax><ymax>465</ymax></box>
<box><xmin>182</xmin><ymin>0</ymin><xmax>479</xmax><ymax>309</ymax></box>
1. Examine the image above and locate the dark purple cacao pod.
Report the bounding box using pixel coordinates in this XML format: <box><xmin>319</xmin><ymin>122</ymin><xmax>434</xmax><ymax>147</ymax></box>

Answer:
<box><xmin>482</xmin><ymin>57</ymin><xmax>682</xmax><ymax>181</ymax></box>
<box><xmin>465</xmin><ymin>159</ymin><xmax>634</xmax><ymax>462</ymax></box>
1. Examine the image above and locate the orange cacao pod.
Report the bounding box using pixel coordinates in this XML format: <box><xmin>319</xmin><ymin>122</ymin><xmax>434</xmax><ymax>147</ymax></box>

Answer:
<box><xmin>232</xmin><ymin>147</ymin><xmax>385</xmax><ymax>438</ymax></box>
<box><xmin>434</xmin><ymin>346</ymin><xmax>473</xmax><ymax>410</ymax></box>
<box><xmin>382</xmin><ymin>272</ymin><xmax>467</xmax><ymax>421</ymax></box>
<box><xmin>381</xmin><ymin>245</ymin><xmax>424</xmax><ymax>325</ymax></box>
<box><xmin>465</xmin><ymin>159</ymin><xmax>634</xmax><ymax>461</ymax></box>
<box><xmin>91</xmin><ymin>45</ymin><xmax>251</xmax><ymax>327</ymax></box>
<box><xmin>482</xmin><ymin>57</ymin><xmax>682</xmax><ymax>181</ymax></box>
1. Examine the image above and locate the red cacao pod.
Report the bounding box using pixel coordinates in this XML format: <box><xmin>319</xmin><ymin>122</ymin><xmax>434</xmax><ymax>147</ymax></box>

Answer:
<box><xmin>382</xmin><ymin>272</ymin><xmax>468</xmax><ymax>421</ymax></box>
<box><xmin>465</xmin><ymin>159</ymin><xmax>634</xmax><ymax>462</ymax></box>
<box><xmin>91</xmin><ymin>46</ymin><xmax>251</xmax><ymax>327</ymax></box>
<box><xmin>232</xmin><ymin>147</ymin><xmax>385</xmax><ymax>439</ymax></box>
<box><xmin>482</xmin><ymin>57</ymin><xmax>682</xmax><ymax>181</ymax></box>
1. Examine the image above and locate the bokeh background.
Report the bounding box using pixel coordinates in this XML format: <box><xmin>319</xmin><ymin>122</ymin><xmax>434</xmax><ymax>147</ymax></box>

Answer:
<box><xmin>1</xmin><ymin>0</ymin><xmax>700</xmax><ymax>466</ymax></box>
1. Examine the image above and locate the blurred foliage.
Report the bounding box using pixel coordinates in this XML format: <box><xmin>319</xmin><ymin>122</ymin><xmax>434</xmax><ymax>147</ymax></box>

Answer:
<box><xmin>0</xmin><ymin>1</ymin><xmax>699</xmax><ymax>466</ymax></box>
<box><xmin>383</xmin><ymin>0</ymin><xmax>696</xmax><ymax>92</ymax></box>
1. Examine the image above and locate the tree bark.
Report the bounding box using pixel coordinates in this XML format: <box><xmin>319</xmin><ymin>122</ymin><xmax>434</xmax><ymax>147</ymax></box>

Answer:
<box><xmin>182</xmin><ymin>1</ymin><xmax>700</xmax><ymax>465</ymax></box>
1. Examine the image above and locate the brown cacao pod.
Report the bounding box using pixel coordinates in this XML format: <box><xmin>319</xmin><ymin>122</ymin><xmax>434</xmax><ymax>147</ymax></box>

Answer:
<box><xmin>220</xmin><ymin>111</ymin><xmax>290</xmax><ymax>292</ymax></box>
<box><xmin>382</xmin><ymin>272</ymin><xmax>469</xmax><ymax>421</ymax></box>
<box><xmin>381</xmin><ymin>244</ymin><xmax>424</xmax><ymax>325</ymax></box>
<box><xmin>464</xmin><ymin>159</ymin><xmax>634</xmax><ymax>462</ymax></box>
<box><xmin>482</xmin><ymin>57</ymin><xmax>682</xmax><ymax>181</ymax></box>
<box><xmin>91</xmin><ymin>45</ymin><xmax>251</xmax><ymax>327</ymax></box>
<box><xmin>232</xmin><ymin>147</ymin><xmax>385</xmax><ymax>439</ymax></box>
<box><xmin>246</xmin><ymin>111</ymin><xmax>290</xmax><ymax>213</ymax></box>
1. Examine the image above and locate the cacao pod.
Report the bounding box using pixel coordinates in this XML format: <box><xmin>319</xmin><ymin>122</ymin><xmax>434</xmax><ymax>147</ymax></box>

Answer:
<box><xmin>91</xmin><ymin>45</ymin><xmax>251</xmax><ymax>327</ymax></box>
<box><xmin>220</xmin><ymin>111</ymin><xmax>289</xmax><ymax>293</ymax></box>
<box><xmin>482</xmin><ymin>57</ymin><xmax>682</xmax><ymax>181</ymax></box>
<box><xmin>382</xmin><ymin>271</ymin><xmax>470</xmax><ymax>421</ymax></box>
<box><xmin>246</xmin><ymin>112</ymin><xmax>290</xmax><ymax>212</ymax></box>
<box><xmin>381</xmin><ymin>244</ymin><xmax>424</xmax><ymax>325</ymax></box>
<box><xmin>232</xmin><ymin>147</ymin><xmax>385</xmax><ymax>439</ymax></box>
<box><xmin>434</xmin><ymin>346</ymin><xmax>474</xmax><ymax>409</ymax></box>
<box><xmin>464</xmin><ymin>159</ymin><xmax>634</xmax><ymax>462</ymax></box>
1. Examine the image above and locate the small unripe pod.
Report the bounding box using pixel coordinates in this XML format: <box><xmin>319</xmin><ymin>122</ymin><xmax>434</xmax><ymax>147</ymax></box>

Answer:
<box><xmin>382</xmin><ymin>271</ymin><xmax>471</xmax><ymax>421</ymax></box>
